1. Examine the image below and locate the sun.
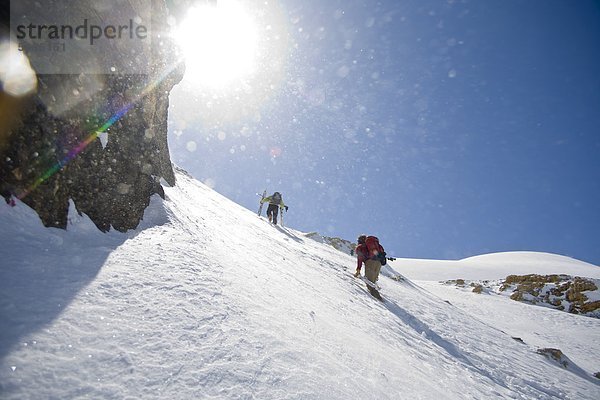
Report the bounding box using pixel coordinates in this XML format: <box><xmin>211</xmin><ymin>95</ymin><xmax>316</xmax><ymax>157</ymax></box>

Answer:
<box><xmin>169</xmin><ymin>0</ymin><xmax>289</xmax><ymax>126</ymax></box>
<box><xmin>174</xmin><ymin>1</ymin><xmax>259</xmax><ymax>89</ymax></box>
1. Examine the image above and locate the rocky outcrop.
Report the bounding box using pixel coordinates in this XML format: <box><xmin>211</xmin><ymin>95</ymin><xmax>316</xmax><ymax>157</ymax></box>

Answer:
<box><xmin>443</xmin><ymin>275</ymin><xmax>600</xmax><ymax>318</ymax></box>
<box><xmin>536</xmin><ymin>348</ymin><xmax>569</xmax><ymax>368</ymax></box>
<box><xmin>501</xmin><ymin>274</ymin><xmax>600</xmax><ymax>316</ymax></box>
<box><xmin>305</xmin><ymin>232</ymin><xmax>355</xmax><ymax>255</ymax></box>
<box><xmin>1</xmin><ymin>1</ymin><xmax>183</xmax><ymax>232</ymax></box>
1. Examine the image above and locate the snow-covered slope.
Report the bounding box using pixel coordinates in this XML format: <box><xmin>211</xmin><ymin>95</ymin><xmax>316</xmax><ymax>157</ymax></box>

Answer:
<box><xmin>1</xmin><ymin>168</ymin><xmax>599</xmax><ymax>399</ymax></box>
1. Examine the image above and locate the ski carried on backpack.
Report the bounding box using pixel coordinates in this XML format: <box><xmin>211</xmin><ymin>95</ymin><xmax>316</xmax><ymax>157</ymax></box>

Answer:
<box><xmin>257</xmin><ymin>189</ymin><xmax>267</xmax><ymax>216</ymax></box>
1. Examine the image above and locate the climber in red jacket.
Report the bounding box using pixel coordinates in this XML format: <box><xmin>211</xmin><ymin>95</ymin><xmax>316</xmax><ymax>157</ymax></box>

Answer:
<box><xmin>354</xmin><ymin>234</ymin><xmax>386</xmax><ymax>299</ymax></box>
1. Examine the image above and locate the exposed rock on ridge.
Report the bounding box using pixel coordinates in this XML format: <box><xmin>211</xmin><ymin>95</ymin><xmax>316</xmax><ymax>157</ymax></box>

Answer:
<box><xmin>305</xmin><ymin>232</ymin><xmax>355</xmax><ymax>255</ymax></box>
<box><xmin>443</xmin><ymin>274</ymin><xmax>600</xmax><ymax>318</ymax></box>
<box><xmin>0</xmin><ymin>0</ymin><xmax>183</xmax><ymax>232</ymax></box>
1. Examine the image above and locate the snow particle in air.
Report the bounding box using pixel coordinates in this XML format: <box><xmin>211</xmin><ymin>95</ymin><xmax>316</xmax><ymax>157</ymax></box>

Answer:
<box><xmin>337</xmin><ymin>66</ymin><xmax>350</xmax><ymax>78</ymax></box>
<box><xmin>141</xmin><ymin>163</ymin><xmax>153</xmax><ymax>174</ymax></box>
<box><xmin>186</xmin><ymin>141</ymin><xmax>197</xmax><ymax>152</ymax></box>
<box><xmin>218</xmin><ymin>131</ymin><xmax>227</xmax><ymax>141</ymax></box>
<box><xmin>117</xmin><ymin>183</ymin><xmax>131</xmax><ymax>195</ymax></box>
<box><xmin>448</xmin><ymin>69</ymin><xmax>457</xmax><ymax>78</ymax></box>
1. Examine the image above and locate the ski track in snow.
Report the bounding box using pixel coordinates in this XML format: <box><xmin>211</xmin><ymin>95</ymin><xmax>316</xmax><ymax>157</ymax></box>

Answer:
<box><xmin>1</xmin><ymin>169</ymin><xmax>599</xmax><ymax>399</ymax></box>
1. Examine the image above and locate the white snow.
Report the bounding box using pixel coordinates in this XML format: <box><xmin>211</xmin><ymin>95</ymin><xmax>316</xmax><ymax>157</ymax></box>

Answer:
<box><xmin>1</xmin><ymin>168</ymin><xmax>599</xmax><ymax>399</ymax></box>
<box><xmin>395</xmin><ymin>252</ymin><xmax>600</xmax><ymax>281</ymax></box>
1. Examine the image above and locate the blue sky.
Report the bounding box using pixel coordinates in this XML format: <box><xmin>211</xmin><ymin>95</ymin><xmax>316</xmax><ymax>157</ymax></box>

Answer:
<box><xmin>168</xmin><ymin>0</ymin><xmax>600</xmax><ymax>264</ymax></box>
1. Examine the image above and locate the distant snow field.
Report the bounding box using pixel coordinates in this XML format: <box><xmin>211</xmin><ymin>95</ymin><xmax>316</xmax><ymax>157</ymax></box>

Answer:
<box><xmin>1</xmin><ymin>168</ymin><xmax>599</xmax><ymax>399</ymax></box>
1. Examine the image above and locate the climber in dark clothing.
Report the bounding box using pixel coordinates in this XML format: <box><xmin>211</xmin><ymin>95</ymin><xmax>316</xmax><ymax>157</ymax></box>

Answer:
<box><xmin>260</xmin><ymin>191</ymin><xmax>288</xmax><ymax>224</ymax></box>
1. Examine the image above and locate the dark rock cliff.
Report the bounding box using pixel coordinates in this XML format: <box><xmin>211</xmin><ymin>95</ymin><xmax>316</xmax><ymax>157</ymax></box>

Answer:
<box><xmin>0</xmin><ymin>0</ymin><xmax>184</xmax><ymax>232</ymax></box>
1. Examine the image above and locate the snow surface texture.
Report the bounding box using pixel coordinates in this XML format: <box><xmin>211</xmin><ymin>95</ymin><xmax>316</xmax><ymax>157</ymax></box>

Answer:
<box><xmin>1</xmin><ymin>168</ymin><xmax>599</xmax><ymax>399</ymax></box>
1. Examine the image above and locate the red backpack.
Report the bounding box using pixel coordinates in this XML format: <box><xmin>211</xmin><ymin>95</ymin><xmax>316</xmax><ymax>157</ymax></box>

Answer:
<box><xmin>365</xmin><ymin>236</ymin><xmax>387</xmax><ymax>265</ymax></box>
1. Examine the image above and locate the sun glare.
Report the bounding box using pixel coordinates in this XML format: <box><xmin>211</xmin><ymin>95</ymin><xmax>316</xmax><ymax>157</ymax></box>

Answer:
<box><xmin>175</xmin><ymin>1</ymin><xmax>258</xmax><ymax>89</ymax></box>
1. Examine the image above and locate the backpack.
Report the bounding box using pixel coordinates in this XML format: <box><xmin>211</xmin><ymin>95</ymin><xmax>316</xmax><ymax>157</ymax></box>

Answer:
<box><xmin>365</xmin><ymin>236</ymin><xmax>387</xmax><ymax>265</ymax></box>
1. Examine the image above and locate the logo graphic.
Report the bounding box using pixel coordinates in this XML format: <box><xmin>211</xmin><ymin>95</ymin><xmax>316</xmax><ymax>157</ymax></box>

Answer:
<box><xmin>10</xmin><ymin>0</ymin><xmax>152</xmax><ymax>74</ymax></box>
